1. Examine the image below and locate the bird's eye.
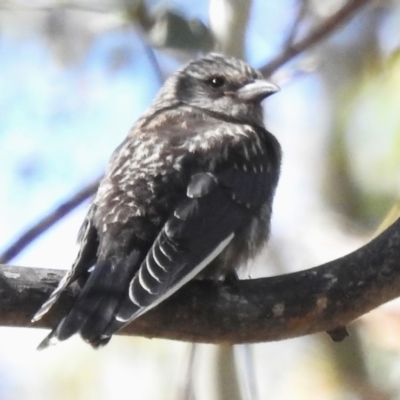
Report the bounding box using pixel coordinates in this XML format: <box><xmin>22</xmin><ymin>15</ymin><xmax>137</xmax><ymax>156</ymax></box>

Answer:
<box><xmin>207</xmin><ymin>76</ymin><xmax>226</xmax><ymax>89</ymax></box>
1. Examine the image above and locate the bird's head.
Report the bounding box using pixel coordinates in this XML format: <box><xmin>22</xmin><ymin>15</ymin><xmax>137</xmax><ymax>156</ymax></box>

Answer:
<box><xmin>158</xmin><ymin>53</ymin><xmax>279</xmax><ymax>126</ymax></box>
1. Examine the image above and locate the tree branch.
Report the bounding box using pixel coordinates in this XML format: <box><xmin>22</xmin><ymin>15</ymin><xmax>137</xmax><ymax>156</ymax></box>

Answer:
<box><xmin>282</xmin><ymin>0</ymin><xmax>307</xmax><ymax>50</ymax></box>
<box><xmin>0</xmin><ymin>178</ymin><xmax>101</xmax><ymax>264</ymax></box>
<box><xmin>1</xmin><ymin>218</ymin><xmax>399</xmax><ymax>343</ymax></box>
<box><xmin>260</xmin><ymin>0</ymin><xmax>372</xmax><ymax>77</ymax></box>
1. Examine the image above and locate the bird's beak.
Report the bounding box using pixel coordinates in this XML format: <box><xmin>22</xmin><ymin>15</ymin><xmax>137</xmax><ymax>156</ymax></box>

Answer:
<box><xmin>237</xmin><ymin>79</ymin><xmax>279</xmax><ymax>102</ymax></box>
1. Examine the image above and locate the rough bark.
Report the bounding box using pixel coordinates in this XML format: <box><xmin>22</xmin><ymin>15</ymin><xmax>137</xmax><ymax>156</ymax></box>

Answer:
<box><xmin>1</xmin><ymin>218</ymin><xmax>399</xmax><ymax>344</ymax></box>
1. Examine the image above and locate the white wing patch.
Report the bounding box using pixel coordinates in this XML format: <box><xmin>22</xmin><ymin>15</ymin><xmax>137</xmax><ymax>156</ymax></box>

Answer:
<box><xmin>138</xmin><ymin>267</ymin><xmax>156</xmax><ymax>294</ymax></box>
<box><xmin>116</xmin><ymin>233</ymin><xmax>234</xmax><ymax>323</ymax></box>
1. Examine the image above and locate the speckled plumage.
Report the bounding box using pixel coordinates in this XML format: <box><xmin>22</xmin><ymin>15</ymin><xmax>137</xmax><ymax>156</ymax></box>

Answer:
<box><xmin>33</xmin><ymin>53</ymin><xmax>282</xmax><ymax>348</ymax></box>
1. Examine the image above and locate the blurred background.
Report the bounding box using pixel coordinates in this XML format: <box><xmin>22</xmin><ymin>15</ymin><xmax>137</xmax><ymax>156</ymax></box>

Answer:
<box><xmin>1</xmin><ymin>0</ymin><xmax>400</xmax><ymax>399</ymax></box>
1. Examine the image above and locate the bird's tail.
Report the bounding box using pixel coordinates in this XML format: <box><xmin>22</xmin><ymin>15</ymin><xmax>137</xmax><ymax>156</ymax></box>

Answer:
<box><xmin>32</xmin><ymin>217</ymin><xmax>98</xmax><ymax>323</ymax></box>
<box><xmin>32</xmin><ymin>268</ymin><xmax>77</xmax><ymax>324</ymax></box>
<box><xmin>37</xmin><ymin>250</ymin><xmax>143</xmax><ymax>349</ymax></box>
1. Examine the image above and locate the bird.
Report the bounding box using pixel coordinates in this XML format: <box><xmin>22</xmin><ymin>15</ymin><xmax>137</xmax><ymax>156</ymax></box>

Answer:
<box><xmin>32</xmin><ymin>53</ymin><xmax>282</xmax><ymax>349</ymax></box>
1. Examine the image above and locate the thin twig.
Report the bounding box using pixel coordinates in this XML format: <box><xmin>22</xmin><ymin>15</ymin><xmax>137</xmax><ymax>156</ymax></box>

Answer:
<box><xmin>0</xmin><ymin>178</ymin><xmax>101</xmax><ymax>264</ymax></box>
<box><xmin>282</xmin><ymin>0</ymin><xmax>308</xmax><ymax>49</ymax></box>
<box><xmin>261</xmin><ymin>0</ymin><xmax>372</xmax><ymax>77</ymax></box>
<box><xmin>177</xmin><ymin>344</ymin><xmax>197</xmax><ymax>400</ymax></box>
<box><xmin>236</xmin><ymin>345</ymin><xmax>260</xmax><ymax>400</ymax></box>
<box><xmin>141</xmin><ymin>37</ymin><xmax>165</xmax><ymax>85</ymax></box>
<box><xmin>0</xmin><ymin>3</ymin><xmax>111</xmax><ymax>13</ymax></box>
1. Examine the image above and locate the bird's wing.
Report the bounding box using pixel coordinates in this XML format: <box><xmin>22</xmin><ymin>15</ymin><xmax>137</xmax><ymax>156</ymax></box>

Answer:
<box><xmin>101</xmin><ymin>129</ymin><xmax>278</xmax><ymax>337</ymax></box>
<box><xmin>103</xmin><ymin>168</ymin><xmax>258</xmax><ymax>335</ymax></box>
<box><xmin>36</xmin><ymin>120</ymin><xmax>278</xmax><ymax>347</ymax></box>
<box><xmin>216</xmin><ymin>138</ymin><xmax>275</xmax><ymax>209</ymax></box>
<box><xmin>107</xmin><ymin>131</ymin><xmax>280</xmax><ymax>334</ymax></box>
<box><xmin>31</xmin><ymin>207</ymin><xmax>99</xmax><ymax>323</ymax></box>
<box><xmin>40</xmin><ymin>170</ymin><xmax>249</xmax><ymax>347</ymax></box>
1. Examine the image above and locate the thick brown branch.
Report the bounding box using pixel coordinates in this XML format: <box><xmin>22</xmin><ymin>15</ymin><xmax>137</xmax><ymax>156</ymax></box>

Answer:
<box><xmin>1</xmin><ymin>218</ymin><xmax>400</xmax><ymax>344</ymax></box>
<box><xmin>261</xmin><ymin>0</ymin><xmax>372</xmax><ymax>77</ymax></box>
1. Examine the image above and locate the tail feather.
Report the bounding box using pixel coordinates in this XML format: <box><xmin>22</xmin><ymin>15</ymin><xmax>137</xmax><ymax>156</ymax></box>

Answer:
<box><xmin>32</xmin><ymin>218</ymin><xmax>98</xmax><ymax>323</ymax></box>
<box><xmin>39</xmin><ymin>250</ymin><xmax>143</xmax><ymax>349</ymax></box>
<box><xmin>80</xmin><ymin>251</ymin><xmax>142</xmax><ymax>344</ymax></box>
<box><xmin>37</xmin><ymin>322</ymin><xmax>64</xmax><ymax>350</ymax></box>
<box><xmin>32</xmin><ymin>270</ymin><xmax>76</xmax><ymax>323</ymax></box>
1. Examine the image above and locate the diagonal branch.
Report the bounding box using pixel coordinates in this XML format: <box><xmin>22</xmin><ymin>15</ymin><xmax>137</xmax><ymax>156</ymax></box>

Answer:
<box><xmin>1</xmin><ymin>218</ymin><xmax>400</xmax><ymax>343</ymax></box>
<box><xmin>260</xmin><ymin>0</ymin><xmax>372</xmax><ymax>77</ymax></box>
<box><xmin>282</xmin><ymin>0</ymin><xmax>308</xmax><ymax>50</ymax></box>
<box><xmin>0</xmin><ymin>178</ymin><xmax>101</xmax><ymax>264</ymax></box>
